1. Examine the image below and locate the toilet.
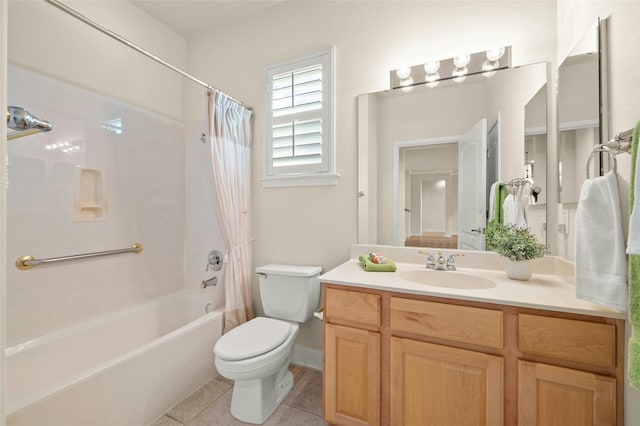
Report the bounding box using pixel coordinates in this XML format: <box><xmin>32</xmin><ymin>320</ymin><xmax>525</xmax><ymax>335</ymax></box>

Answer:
<box><xmin>213</xmin><ymin>264</ymin><xmax>322</xmax><ymax>424</ymax></box>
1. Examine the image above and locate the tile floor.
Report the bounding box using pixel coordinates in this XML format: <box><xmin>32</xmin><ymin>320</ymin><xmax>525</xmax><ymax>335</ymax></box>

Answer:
<box><xmin>151</xmin><ymin>365</ymin><xmax>326</xmax><ymax>426</ymax></box>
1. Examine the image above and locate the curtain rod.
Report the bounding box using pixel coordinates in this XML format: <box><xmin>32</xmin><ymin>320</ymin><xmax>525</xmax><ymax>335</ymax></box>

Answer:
<box><xmin>43</xmin><ymin>0</ymin><xmax>253</xmax><ymax>111</ymax></box>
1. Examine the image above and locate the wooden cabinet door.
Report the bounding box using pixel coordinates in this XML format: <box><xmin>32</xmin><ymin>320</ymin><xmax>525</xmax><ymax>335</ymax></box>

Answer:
<box><xmin>518</xmin><ymin>360</ymin><xmax>616</xmax><ymax>426</ymax></box>
<box><xmin>324</xmin><ymin>323</ymin><xmax>380</xmax><ymax>425</ymax></box>
<box><xmin>390</xmin><ymin>337</ymin><xmax>503</xmax><ymax>426</ymax></box>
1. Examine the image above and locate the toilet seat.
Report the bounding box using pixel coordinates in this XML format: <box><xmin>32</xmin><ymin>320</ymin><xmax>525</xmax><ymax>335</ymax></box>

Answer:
<box><xmin>214</xmin><ymin>317</ymin><xmax>293</xmax><ymax>361</ymax></box>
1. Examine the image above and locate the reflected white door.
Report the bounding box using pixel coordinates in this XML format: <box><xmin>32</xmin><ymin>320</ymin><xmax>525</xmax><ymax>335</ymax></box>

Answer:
<box><xmin>458</xmin><ymin>119</ymin><xmax>487</xmax><ymax>250</ymax></box>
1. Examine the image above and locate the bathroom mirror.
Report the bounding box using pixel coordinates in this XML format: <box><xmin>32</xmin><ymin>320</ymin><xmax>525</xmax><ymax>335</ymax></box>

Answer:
<box><xmin>555</xmin><ymin>18</ymin><xmax>607</xmax><ymax>261</ymax></box>
<box><xmin>524</xmin><ymin>84</ymin><xmax>548</xmax><ymax>245</ymax></box>
<box><xmin>357</xmin><ymin>61</ymin><xmax>548</xmax><ymax>250</ymax></box>
<box><xmin>558</xmin><ymin>21</ymin><xmax>601</xmax><ymax>203</ymax></box>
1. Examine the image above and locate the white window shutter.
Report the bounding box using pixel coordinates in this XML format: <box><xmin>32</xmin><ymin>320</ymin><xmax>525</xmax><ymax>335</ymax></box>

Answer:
<box><xmin>265</xmin><ymin>49</ymin><xmax>334</xmax><ymax>178</ymax></box>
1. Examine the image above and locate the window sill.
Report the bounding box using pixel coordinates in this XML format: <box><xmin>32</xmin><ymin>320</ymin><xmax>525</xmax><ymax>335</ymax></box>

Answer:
<box><xmin>260</xmin><ymin>173</ymin><xmax>340</xmax><ymax>188</ymax></box>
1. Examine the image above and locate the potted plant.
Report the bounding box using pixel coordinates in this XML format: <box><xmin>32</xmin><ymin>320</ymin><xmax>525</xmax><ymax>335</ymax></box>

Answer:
<box><xmin>485</xmin><ymin>222</ymin><xmax>546</xmax><ymax>280</ymax></box>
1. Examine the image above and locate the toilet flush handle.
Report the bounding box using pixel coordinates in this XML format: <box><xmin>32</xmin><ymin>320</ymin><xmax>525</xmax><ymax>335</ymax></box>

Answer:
<box><xmin>256</xmin><ymin>272</ymin><xmax>267</xmax><ymax>278</ymax></box>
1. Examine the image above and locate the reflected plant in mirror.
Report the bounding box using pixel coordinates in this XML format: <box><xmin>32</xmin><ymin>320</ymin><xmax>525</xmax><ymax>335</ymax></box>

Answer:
<box><xmin>357</xmin><ymin>61</ymin><xmax>548</xmax><ymax>253</ymax></box>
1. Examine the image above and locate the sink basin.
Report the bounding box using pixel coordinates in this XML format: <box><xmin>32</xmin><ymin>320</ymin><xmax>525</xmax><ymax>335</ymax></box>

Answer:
<box><xmin>399</xmin><ymin>270</ymin><xmax>496</xmax><ymax>290</ymax></box>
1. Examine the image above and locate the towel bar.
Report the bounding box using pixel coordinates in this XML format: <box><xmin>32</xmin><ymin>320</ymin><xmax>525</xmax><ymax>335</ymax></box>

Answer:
<box><xmin>586</xmin><ymin>145</ymin><xmax>616</xmax><ymax>179</ymax></box>
<box><xmin>15</xmin><ymin>243</ymin><xmax>143</xmax><ymax>270</ymax></box>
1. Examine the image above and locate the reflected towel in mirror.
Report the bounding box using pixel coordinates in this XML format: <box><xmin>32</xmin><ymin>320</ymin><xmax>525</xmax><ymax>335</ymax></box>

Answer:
<box><xmin>503</xmin><ymin>194</ymin><xmax>527</xmax><ymax>228</ymax></box>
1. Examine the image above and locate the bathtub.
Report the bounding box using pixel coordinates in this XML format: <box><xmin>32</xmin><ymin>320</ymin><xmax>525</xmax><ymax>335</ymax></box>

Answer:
<box><xmin>6</xmin><ymin>289</ymin><xmax>224</xmax><ymax>426</ymax></box>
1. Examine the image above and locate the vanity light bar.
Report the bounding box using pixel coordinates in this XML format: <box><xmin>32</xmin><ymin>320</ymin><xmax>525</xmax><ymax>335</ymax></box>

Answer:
<box><xmin>390</xmin><ymin>46</ymin><xmax>512</xmax><ymax>90</ymax></box>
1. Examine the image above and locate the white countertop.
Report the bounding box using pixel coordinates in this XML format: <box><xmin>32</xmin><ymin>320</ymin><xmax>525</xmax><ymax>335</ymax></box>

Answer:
<box><xmin>319</xmin><ymin>259</ymin><xmax>626</xmax><ymax>320</ymax></box>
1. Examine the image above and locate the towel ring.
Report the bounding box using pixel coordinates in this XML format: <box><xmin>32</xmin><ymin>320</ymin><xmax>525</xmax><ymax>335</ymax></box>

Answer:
<box><xmin>586</xmin><ymin>145</ymin><xmax>617</xmax><ymax>179</ymax></box>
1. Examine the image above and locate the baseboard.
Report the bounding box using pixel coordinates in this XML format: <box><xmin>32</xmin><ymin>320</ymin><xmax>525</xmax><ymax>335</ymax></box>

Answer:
<box><xmin>292</xmin><ymin>344</ymin><xmax>323</xmax><ymax>371</ymax></box>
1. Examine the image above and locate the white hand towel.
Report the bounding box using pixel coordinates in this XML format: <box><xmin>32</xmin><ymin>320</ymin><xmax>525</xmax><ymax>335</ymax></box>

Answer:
<box><xmin>629</xmin><ymin>137</ymin><xmax>640</xmax><ymax>255</ymax></box>
<box><xmin>503</xmin><ymin>194</ymin><xmax>527</xmax><ymax>228</ymax></box>
<box><xmin>575</xmin><ymin>171</ymin><xmax>627</xmax><ymax>312</ymax></box>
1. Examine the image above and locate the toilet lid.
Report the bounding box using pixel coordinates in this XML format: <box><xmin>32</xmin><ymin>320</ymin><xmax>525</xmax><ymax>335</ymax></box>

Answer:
<box><xmin>214</xmin><ymin>317</ymin><xmax>293</xmax><ymax>361</ymax></box>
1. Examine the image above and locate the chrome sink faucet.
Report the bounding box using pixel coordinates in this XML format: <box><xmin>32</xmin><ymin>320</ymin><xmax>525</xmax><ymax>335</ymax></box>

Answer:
<box><xmin>445</xmin><ymin>253</ymin><xmax>464</xmax><ymax>271</ymax></box>
<box><xmin>434</xmin><ymin>253</ymin><xmax>447</xmax><ymax>270</ymax></box>
<box><xmin>419</xmin><ymin>251</ymin><xmax>464</xmax><ymax>271</ymax></box>
<box><xmin>419</xmin><ymin>251</ymin><xmax>446</xmax><ymax>270</ymax></box>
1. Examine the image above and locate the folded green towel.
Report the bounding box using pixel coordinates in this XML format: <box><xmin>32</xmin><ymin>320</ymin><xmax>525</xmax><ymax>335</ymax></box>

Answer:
<box><xmin>358</xmin><ymin>255</ymin><xmax>397</xmax><ymax>272</ymax></box>
<box><xmin>629</xmin><ymin>121</ymin><xmax>640</xmax><ymax>389</ymax></box>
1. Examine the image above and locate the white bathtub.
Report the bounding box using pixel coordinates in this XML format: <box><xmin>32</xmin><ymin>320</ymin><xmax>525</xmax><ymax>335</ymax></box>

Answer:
<box><xmin>6</xmin><ymin>290</ymin><xmax>224</xmax><ymax>426</ymax></box>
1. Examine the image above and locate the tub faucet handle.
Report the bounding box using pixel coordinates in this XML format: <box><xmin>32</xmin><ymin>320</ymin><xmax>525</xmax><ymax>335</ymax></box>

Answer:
<box><xmin>206</xmin><ymin>250</ymin><xmax>223</xmax><ymax>272</ymax></box>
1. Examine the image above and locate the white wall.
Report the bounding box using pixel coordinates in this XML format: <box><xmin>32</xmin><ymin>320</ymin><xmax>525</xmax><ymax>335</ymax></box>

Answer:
<box><xmin>184</xmin><ymin>121</ymin><xmax>227</xmax><ymax>309</ymax></box>
<box><xmin>6</xmin><ymin>65</ymin><xmax>185</xmax><ymax>345</ymax></box>
<box><xmin>557</xmin><ymin>1</ymin><xmax>640</xmax><ymax>423</ymax></box>
<box><xmin>5</xmin><ymin>1</ymin><xmax>191</xmax><ymax>344</ymax></box>
<box><xmin>8</xmin><ymin>0</ymin><xmax>185</xmax><ymax>120</ymax></box>
<box><xmin>186</xmin><ymin>1</ymin><xmax>556</xmax><ymax>349</ymax></box>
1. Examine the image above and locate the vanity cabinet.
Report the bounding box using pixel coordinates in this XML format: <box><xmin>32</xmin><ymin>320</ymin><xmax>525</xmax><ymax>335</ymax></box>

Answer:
<box><xmin>518</xmin><ymin>360</ymin><xmax>615</xmax><ymax>425</ymax></box>
<box><xmin>324</xmin><ymin>288</ymin><xmax>381</xmax><ymax>425</ymax></box>
<box><xmin>322</xmin><ymin>284</ymin><xmax>624</xmax><ymax>426</ymax></box>
<box><xmin>517</xmin><ymin>314</ymin><xmax>619</xmax><ymax>425</ymax></box>
<box><xmin>390</xmin><ymin>337</ymin><xmax>503</xmax><ymax>425</ymax></box>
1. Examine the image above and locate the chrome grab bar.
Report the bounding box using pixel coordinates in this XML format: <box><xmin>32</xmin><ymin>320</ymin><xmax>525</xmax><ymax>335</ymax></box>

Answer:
<box><xmin>15</xmin><ymin>243</ymin><xmax>143</xmax><ymax>270</ymax></box>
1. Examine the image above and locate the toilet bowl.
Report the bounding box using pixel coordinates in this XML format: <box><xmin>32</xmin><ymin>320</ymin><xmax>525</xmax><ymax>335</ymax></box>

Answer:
<box><xmin>213</xmin><ymin>264</ymin><xmax>322</xmax><ymax>424</ymax></box>
<box><xmin>214</xmin><ymin>317</ymin><xmax>299</xmax><ymax>424</ymax></box>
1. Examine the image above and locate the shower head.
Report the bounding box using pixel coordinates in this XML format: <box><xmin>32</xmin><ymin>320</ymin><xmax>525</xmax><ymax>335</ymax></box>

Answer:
<box><xmin>6</xmin><ymin>106</ymin><xmax>53</xmax><ymax>137</ymax></box>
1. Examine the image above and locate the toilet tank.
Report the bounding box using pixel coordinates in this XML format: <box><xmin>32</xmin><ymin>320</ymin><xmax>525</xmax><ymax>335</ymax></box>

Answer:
<box><xmin>256</xmin><ymin>264</ymin><xmax>322</xmax><ymax>323</ymax></box>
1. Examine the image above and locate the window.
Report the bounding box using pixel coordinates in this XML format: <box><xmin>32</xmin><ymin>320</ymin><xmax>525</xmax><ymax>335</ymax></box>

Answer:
<box><xmin>262</xmin><ymin>48</ymin><xmax>337</xmax><ymax>187</ymax></box>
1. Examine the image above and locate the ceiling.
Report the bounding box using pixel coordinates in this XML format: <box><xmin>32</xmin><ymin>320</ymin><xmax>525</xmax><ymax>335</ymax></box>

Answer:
<box><xmin>130</xmin><ymin>0</ymin><xmax>286</xmax><ymax>37</ymax></box>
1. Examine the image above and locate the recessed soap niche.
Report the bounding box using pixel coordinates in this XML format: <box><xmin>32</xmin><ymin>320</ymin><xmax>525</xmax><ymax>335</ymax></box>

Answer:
<box><xmin>75</xmin><ymin>166</ymin><xmax>107</xmax><ymax>221</ymax></box>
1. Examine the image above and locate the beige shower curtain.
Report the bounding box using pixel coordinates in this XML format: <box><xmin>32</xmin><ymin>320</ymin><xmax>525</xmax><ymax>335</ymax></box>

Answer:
<box><xmin>206</xmin><ymin>90</ymin><xmax>254</xmax><ymax>332</ymax></box>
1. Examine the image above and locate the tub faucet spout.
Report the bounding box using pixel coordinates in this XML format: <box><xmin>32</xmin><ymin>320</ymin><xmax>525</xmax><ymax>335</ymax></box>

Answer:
<box><xmin>201</xmin><ymin>276</ymin><xmax>217</xmax><ymax>288</ymax></box>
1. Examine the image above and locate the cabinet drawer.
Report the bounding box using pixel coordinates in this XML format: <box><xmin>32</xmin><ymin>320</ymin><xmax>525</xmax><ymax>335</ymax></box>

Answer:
<box><xmin>518</xmin><ymin>314</ymin><xmax>616</xmax><ymax>367</ymax></box>
<box><xmin>325</xmin><ymin>287</ymin><xmax>381</xmax><ymax>327</ymax></box>
<box><xmin>390</xmin><ymin>297</ymin><xmax>503</xmax><ymax>348</ymax></box>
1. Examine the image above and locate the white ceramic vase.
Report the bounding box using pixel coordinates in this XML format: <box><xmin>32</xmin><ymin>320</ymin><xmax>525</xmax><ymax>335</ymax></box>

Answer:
<box><xmin>505</xmin><ymin>259</ymin><xmax>532</xmax><ymax>281</ymax></box>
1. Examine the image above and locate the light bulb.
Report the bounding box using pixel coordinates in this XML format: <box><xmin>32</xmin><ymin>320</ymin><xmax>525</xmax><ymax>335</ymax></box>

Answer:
<box><xmin>424</xmin><ymin>61</ymin><xmax>440</xmax><ymax>74</ymax></box>
<box><xmin>486</xmin><ymin>47</ymin><xmax>505</xmax><ymax>62</ymax></box>
<box><xmin>453</xmin><ymin>54</ymin><xmax>470</xmax><ymax>68</ymax></box>
<box><xmin>482</xmin><ymin>60</ymin><xmax>499</xmax><ymax>77</ymax></box>
<box><xmin>396</xmin><ymin>67</ymin><xmax>412</xmax><ymax>80</ymax></box>
<box><xmin>452</xmin><ymin>66</ymin><xmax>467</xmax><ymax>82</ymax></box>
<box><xmin>425</xmin><ymin>72</ymin><xmax>440</xmax><ymax>83</ymax></box>
<box><xmin>399</xmin><ymin>76</ymin><xmax>414</xmax><ymax>92</ymax></box>
<box><xmin>425</xmin><ymin>72</ymin><xmax>440</xmax><ymax>87</ymax></box>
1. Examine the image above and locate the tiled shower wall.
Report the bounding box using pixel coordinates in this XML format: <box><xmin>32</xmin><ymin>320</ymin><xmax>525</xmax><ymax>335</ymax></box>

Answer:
<box><xmin>6</xmin><ymin>65</ymin><xmax>185</xmax><ymax>346</ymax></box>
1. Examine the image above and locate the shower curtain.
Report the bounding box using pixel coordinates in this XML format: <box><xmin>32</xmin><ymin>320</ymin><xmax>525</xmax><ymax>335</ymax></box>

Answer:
<box><xmin>206</xmin><ymin>90</ymin><xmax>254</xmax><ymax>332</ymax></box>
